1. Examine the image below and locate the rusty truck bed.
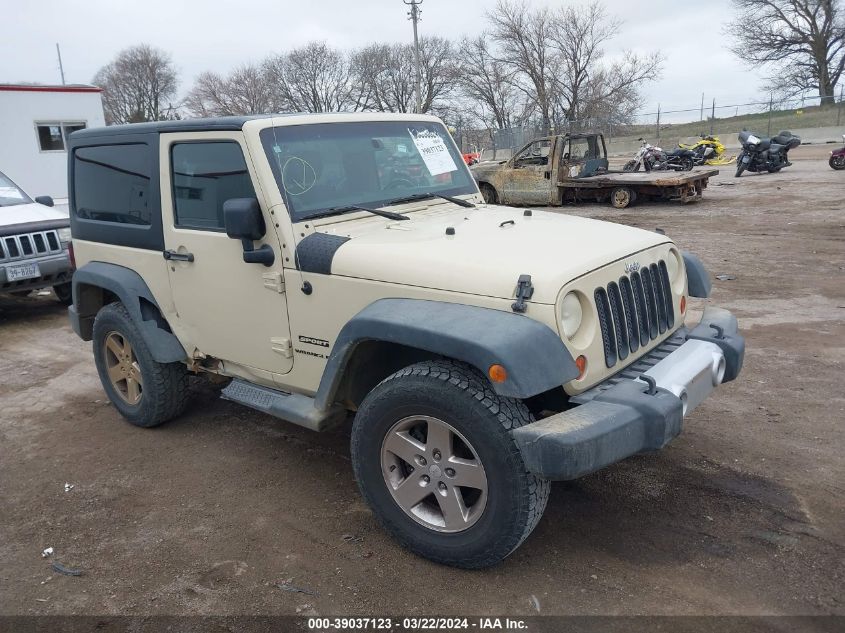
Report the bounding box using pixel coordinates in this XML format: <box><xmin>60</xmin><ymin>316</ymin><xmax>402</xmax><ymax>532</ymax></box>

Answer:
<box><xmin>558</xmin><ymin>169</ymin><xmax>719</xmax><ymax>189</ymax></box>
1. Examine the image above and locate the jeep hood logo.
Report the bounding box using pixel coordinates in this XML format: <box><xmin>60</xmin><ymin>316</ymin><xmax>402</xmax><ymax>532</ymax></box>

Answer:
<box><xmin>624</xmin><ymin>261</ymin><xmax>641</xmax><ymax>273</ymax></box>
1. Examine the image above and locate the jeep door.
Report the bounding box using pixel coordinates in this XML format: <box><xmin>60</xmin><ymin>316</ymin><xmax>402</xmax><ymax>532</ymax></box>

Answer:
<box><xmin>498</xmin><ymin>138</ymin><xmax>554</xmax><ymax>206</ymax></box>
<box><xmin>159</xmin><ymin>132</ymin><xmax>293</xmax><ymax>378</ymax></box>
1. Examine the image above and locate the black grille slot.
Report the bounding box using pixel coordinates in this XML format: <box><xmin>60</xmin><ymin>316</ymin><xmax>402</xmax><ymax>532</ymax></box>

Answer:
<box><xmin>607</xmin><ymin>282</ymin><xmax>629</xmax><ymax>362</ymax></box>
<box><xmin>640</xmin><ymin>266</ymin><xmax>659</xmax><ymax>338</ymax></box>
<box><xmin>619</xmin><ymin>276</ymin><xmax>639</xmax><ymax>354</ymax></box>
<box><xmin>658</xmin><ymin>260</ymin><xmax>674</xmax><ymax>328</ymax></box>
<box><xmin>33</xmin><ymin>233</ymin><xmax>46</xmax><ymax>253</ymax></box>
<box><xmin>594</xmin><ymin>287</ymin><xmax>617</xmax><ymax>367</ymax></box>
<box><xmin>650</xmin><ymin>263</ymin><xmax>667</xmax><ymax>333</ymax></box>
<box><xmin>6</xmin><ymin>237</ymin><xmax>20</xmax><ymax>258</ymax></box>
<box><xmin>594</xmin><ymin>258</ymin><xmax>677</xmax><ymax>370</ymax></box>
<box><xmin>630</xmin><ymin>271</ymin><xmax>650</xmax><ymax>347</ymax></box>
<box><xmin>47</xmin><ymin>231</ymin><xmax>60</xmax><ymax>250</ymax></box>
<box><xmin>19</xmin><ymin>235</ymin><xmax>33</xmax><ymax>256</ymax></box>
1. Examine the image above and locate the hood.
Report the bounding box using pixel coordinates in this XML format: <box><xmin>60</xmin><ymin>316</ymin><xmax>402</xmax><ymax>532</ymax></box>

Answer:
<box><xmin>1</xmin><ymin>201</ymin><xmax>70</xmax><ymax>229</ymax></box>
<box><xmin>315</xmin><ymin>204</ymin><xmax>669</xmax><ymax>304</ymax></box>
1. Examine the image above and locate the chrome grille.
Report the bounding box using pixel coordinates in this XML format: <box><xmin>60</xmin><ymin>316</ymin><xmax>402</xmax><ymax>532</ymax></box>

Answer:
<box><xmin>595</xmin><ymin>260</ymin><xmax>675</xmax><ymax>368</ymax></box>
<box><xmin>0</xmin><ymin>230</ymin><xmax>63</xmax><ymax>263</ymax></box>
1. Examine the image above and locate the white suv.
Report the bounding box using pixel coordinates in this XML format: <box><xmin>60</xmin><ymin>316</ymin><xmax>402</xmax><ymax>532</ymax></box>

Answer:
<box><xmin>0</xmin><ymin>171</ymin><xmax>73</xmax><ymax>303</ymax></box>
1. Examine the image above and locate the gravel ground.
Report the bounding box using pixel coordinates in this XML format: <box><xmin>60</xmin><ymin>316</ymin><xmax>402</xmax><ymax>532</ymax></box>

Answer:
<box><xmin>0</xmin><ymin>144</ymin><xmax>842</xmax><ymax>617</ymax></box>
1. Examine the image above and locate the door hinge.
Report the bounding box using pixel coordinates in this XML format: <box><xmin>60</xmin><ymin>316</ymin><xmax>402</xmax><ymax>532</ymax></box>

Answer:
<box><xmin>262</xmin><ymin>271</ymin><xmax>285</xmax><ymax>293</ymax></box>
<box><xmin>271</xmin><ymin>337</ymin><xmax>292</xmax><ymax>358</ymax></box>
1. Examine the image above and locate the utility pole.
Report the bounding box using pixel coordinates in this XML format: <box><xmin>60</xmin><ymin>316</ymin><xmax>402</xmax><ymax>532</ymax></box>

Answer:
<box><xmin>404</xmin><ymin>0</ymin><xmax>423</xmax><ymax>113</ymax></box>
<box><xmin>700</xmin><ymin>92</ymin><xmax>704</xmax><ymax>122</ymax></box>
<box><xmin>56</xmin><ymin>43</ymin><xmax>66</xmax><ymax>85</ymax></box>
<box><xmin>767</xmin><ymin>93</ymin><xmax>774</xmax><ymax>137</ymax></box>
<box><xmin>710</xmin><ymin>98</ymin><xmax>716</xmax><ymax>135</ymax></box>
<box><xmin>838</xmin><ymin>84</ymin><xmax>843</xmax><ymax>126</ymax></box>
<box><xmin>656</xmin><ymin>104</ymin><xmax>661</xmax><ymax>141</ymax></box>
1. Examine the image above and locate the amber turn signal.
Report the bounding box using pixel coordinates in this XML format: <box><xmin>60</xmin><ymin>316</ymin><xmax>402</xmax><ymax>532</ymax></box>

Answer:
<box><xmin>488</xmin><ymin>364</ymin><xmax>508</xmax><ymax>383</ymax></box>
<box><xmin>575</xmin><ymin>355</ymin><xmax>587</xmax><ymax>379</ymax></box>
<box><xmin>680</xmin><ymin>296</ymin><xmax>687</xmax><ymax>315</ymax></box>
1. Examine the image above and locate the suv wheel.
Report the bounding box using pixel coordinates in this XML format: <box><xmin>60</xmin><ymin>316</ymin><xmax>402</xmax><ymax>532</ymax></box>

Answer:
<box><xmin>92</xmin><ymin>302</ymin><xmax>189</xmax><ymax>428</ymax></box>
<box><xmin>53</xmin><ymin>282</ymin><xmax>73</xmax><ymax>305</ymax></box>
<box><xmin>350</xmin><ymin>360</ymin><xmax>549</xmax><ymax>568</ymax></box>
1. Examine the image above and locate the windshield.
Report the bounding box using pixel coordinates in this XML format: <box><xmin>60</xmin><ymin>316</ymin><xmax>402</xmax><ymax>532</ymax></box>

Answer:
<box><xmin>0</xmin><ymin>171</ymin><xmax>33</xmax><ymax>207</ymax></box>
<box><xmin>260</xmin><ymin>120</ymin><xmax>477</xmax><ymax>222</ymax></box>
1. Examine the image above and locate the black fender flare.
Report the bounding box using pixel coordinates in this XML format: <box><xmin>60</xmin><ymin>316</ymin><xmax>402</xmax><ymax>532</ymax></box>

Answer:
<box><xmin>69</xmin><ymin>262</ymin><xmax>187</xmax><ymax>363</ymax></box>
<box><xmin>682</xmin><ymin>251</ymin><xmax>711</xmax><ymax>298</ymax></box>
<box><xmin>314</xmin><ymin>298</ymin><xmax>578</xmax><ymax>410</ymax></box>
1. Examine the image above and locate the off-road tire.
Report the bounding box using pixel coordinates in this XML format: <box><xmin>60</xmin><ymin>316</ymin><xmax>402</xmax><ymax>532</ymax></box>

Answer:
<box><xmin>92</xmin><ymin>302</ymin><xmax>189</xmax><ymax>428</ymax></box>
<box><xmin>350</xmin><ymin>360</ymin><xmax>549</xmax><ymax>569</ymax></box>
<box><xmin>479</xmin><ymin>183</ymin><xmax>498</xmax><ymax>204</ymax></box>
<box><xmin>53</xmin><ymin>282</ymin><xmax>73</xmax><ymax>305</ymax></box>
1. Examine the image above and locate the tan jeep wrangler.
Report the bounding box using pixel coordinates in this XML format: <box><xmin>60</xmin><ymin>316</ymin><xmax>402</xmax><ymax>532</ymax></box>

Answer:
<box><xmin>67</xmin><ymin>113</ymin><xmax>745</xmax><ymax>568</ymax></box>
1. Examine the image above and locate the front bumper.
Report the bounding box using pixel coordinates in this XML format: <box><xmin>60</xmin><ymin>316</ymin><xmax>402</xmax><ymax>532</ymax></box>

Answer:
<box><xmin>0</xmin><ymin>251</ymin><xmax>72</xmax><ymax>294</ymax></box>
<box><xmin>512</xmin><ymin>307</ymin><xmax>745</xmax><ymax>480</ymax></box>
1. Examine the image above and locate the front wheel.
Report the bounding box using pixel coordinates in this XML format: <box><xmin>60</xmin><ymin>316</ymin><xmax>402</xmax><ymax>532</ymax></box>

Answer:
<box><xmin>53</xmin><ymin>282</ymin><xmax>73</xmax><ymax>305</ymax></box>
<box><xmin>350</xmin><ymin>360</ymin><xmax>549</xmax><ymax>569</ymax></box>
<box><xmin>479</xmin><ymin>183</ymin><xmax>498</xmax><ymax>204</ymax></box>
<box><xmin>831</xmin><ymin>155</ymin><xmax>845</xmax><ymax>170</ymax></box>
<box><xmin>622</xmin><ymin>160</ymin><xmax>638</xmax><ymax>172</ymax></box>
<box><xmin>92</xmin><ymin>302</ymin><xmax>190</xmax><ymax>427</ymax></box>
<box><xmin>735</xmin><ymin>161</ymin><xmax>746</xmax><ymax>178</ymax></box>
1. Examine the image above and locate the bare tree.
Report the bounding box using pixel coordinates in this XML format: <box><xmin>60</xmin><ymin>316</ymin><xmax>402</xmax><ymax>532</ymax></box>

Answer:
<box><xmin>92</xmin><ymin>44</ymin><xmax>178</xmax><ymax>124</ymax></box>
<box><xmin>729</xmin><ymin>0</ymin><xmax>845</xmax><ymax>103</ymax></box>
<box><xmin>457</xmin><ymin>35</ymin><xmax>521</xmax><ymax>129</ymax></box>
<box><xmin>184</xmin><ymin>64</ymin><xmax>274</xmax><ymax>117</ymax></box>
<box><xmin>487</xmin><ymin>0</ymin><xmax>556</xmax><ymax>133</ymax></box>
<box><xmin>549</xmin><ymin>3</ymin><xmax>662</xmax><ymax>128</ymax></box>
<box><xmin>264</xmin><ymin>42</ymin><xmax>355</xmax><ymax>113</ymax></box>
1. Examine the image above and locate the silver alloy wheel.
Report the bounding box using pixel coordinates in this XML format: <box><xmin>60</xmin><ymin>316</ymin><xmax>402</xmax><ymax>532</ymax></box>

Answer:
<box><xmin>381</xmin><ymin>415</ymin><xmax>488</xmax><ymax>533</ymax></box>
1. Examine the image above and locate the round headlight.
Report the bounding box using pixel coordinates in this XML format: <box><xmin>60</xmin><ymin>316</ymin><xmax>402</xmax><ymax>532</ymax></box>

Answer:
<box><xmin>58</xmin><ymin>227</ymin><xmax>72</xmax><ymax>242</ymax></box>
<box><xmin>666</xmin><ymin>249</ymin><xmax>681</xmax><ymax>282</ymax></box>
<box><xmin>560</xmin><ymin>292</ymin><xmax>583</xmax><ymax>340</ymax></box>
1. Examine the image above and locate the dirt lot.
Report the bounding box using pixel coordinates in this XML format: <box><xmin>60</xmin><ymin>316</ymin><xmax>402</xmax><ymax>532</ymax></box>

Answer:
<box><xmin>1</xmin><ymin>145</ymin><xmax>843</xmax><ymax>618</ymax></box>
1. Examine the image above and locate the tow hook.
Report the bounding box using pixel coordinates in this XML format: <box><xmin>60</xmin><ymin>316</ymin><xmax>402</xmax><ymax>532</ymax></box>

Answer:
<box><xmin>640</xmin><ymin>374</ymin><xmax>658</xmax><ymax>395</ymax></box>
<box><xmin>709</xmin><ymin>323</ymin><xmax>725</xmax><ymax>339</ymax></box>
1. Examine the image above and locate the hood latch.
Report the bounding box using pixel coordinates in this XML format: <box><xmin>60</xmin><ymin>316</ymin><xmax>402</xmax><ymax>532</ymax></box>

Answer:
<box><xmin>511</xmin><ymin>274</ymin><xmax>534</xmax><ymax>313</ymax></box>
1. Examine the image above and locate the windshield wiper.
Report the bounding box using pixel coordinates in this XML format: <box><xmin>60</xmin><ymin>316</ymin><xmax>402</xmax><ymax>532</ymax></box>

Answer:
<box><xmin>384</xmin><ymin>192</ymin><xmax>476</xmax><ymax>208</ymax></box>
<box><xmin>307</xmin><ymin>205</ymin><xmax>409</xmax><ymax>221</ymax></box>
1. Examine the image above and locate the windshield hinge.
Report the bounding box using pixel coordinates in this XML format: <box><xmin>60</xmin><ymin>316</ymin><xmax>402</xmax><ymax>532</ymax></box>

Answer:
<box><xmin>271</xmin><ymin>337</ymin><xmax>293</xmax><ymax>358</ymax></box>
<box><xmin>262</xmin><ymin>271</ymin><xmax>285</xmax><ymax>293</ymax></box>
<box><xmin>511</xmin><ymin>274</ymin><xmax>534</xmax><ymax>313</ymax></box>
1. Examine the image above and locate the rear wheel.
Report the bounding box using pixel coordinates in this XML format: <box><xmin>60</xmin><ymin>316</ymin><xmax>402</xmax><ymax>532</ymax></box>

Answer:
<box><xmin>479</xmin><ymin>183</ymin><xmax>498</xmax><ymax>204</ymax></box>
<box><xmin>93</xmin><ymin>302</ymin><xmax>190</xmax><ymax>428</ymax></box>
<box><xmin>681</xmin><ymin>157</ymin><xmax>694</xmax><ymax>171</ymax></box>
<box><xmin>350</xmin><ymin>360</ymin><xmax>549</xmax><ymax>569</ymax></box>
<box><xmin>831</xmin><ymin>155</ymin><xmax>845</xmax><ymax>170</ymax></box>
<box><xmin>610</xmin><ymin>187</ymin><xmax>635</xmax><ymax>209</ymax></box>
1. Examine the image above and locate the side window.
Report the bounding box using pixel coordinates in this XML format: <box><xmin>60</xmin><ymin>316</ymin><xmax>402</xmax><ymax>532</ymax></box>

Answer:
<box><xmin>36</xmin><ymin>122</ymin><xmax>87</xmax><ymax>151</ymax></box>
<box><xmin>515</xmin><ymin>140</ymin><xmax>551</xmax><ymax>167</ymax></box>
<box><xmin>171</xmin><ymin>141</ymin><xmax>256</xmax><ymax>230</ymax></box>
<box><xmin>74</xmin><ymin>144</ymin><xmax>151</xmax><ymax>225</ymax></box>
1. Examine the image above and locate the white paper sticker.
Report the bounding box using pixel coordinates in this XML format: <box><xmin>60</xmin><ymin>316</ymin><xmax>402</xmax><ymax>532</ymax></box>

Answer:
<box><xmin>409</xmin><ymin>129</ymin><xmax>457</xmax><ymax>176</ymax></box>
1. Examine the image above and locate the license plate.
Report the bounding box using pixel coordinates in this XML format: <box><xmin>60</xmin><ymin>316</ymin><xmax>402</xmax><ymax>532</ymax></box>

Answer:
<box><xmin>6</xmin><ymin>262</ymin><xmax>41</xmax><ymax>281</ymax></box>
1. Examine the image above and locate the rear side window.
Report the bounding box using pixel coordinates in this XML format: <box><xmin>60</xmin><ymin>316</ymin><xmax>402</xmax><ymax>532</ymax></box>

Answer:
<box><xmin>171</xmin><ymin>142</ymin><xmax>256</xmax><ymax>230</ymax></box>
<box><xmin>74</xmin><ymin>144</ymin><xmax>151</xmax><ymax>225</ymax></box>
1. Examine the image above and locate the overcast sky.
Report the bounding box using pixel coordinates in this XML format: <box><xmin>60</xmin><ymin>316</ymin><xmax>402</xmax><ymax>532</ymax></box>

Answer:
<box><xmin>4</xmin><ymin>0</ymin><xmax>770</xmax><ymax>122</ymax></box>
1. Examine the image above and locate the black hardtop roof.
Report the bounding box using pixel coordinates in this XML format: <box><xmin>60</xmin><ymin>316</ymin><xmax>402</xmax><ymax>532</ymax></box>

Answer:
<box><xmin>70</xmin><ymin>113</ymin><xmax>291</xmax><ymax>139</ymax></box>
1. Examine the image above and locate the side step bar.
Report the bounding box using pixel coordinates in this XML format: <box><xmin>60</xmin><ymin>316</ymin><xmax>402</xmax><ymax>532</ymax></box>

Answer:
<box><xmin>221</xmin><ymin>379</ymin><xmax>346</xmax><ymax>432</ymax></box>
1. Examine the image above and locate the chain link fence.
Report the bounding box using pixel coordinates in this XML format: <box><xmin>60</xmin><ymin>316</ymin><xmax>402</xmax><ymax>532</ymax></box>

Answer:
<box><xmin>458</xmin><ymin>89</ymin><xmax>845</xmax><ymax>155</ymax></box>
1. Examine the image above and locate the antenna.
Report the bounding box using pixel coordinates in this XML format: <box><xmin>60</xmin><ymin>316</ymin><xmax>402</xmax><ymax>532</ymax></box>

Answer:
<box><xmin>56</xmin><ymin>43</ymin><xmax>66</xmax><ymax>85</ymax></box>
<box><xmin>403</xmin><ymin>0</ymin><xmax>423</xmax><ymax>113</ymax></box>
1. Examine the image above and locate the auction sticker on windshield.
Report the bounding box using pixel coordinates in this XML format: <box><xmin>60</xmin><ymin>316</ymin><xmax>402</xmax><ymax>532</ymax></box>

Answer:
<box><xmin>409</xmin><ymin>129</ymin><xmax>457</xmax><ymax>176</ymax></box>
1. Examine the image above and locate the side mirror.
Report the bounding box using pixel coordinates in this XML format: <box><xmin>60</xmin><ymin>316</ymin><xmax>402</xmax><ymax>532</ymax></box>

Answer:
<box><xmin>223</xmin><ymin>198</ymin><xmax>274</xmax><ymax>267</ymax></box>
<box><xmin>35</xmin><ymin>195</ymin><xmax>54</xmax><ymax>207</ymax></box>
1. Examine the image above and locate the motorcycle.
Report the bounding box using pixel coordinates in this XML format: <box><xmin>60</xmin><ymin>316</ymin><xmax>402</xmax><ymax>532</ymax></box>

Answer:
<box><xmin>623</xmin><ymin>138</ymin><xmax>695</xmax><ymax>172</ymax></box>
<box><xmin>830</xmin><ymin>135</ymin><xmax>845</xmax><ymax>170</ymax></box>
<box><xmin>735</xmin><ymin>130</ymin><xmax>801</xmax><ymax>177</ymax></box>
<box><xmin>679</xmin><ymin>134</ymin><xmax>735</xmax><ymax>166</ymax></box>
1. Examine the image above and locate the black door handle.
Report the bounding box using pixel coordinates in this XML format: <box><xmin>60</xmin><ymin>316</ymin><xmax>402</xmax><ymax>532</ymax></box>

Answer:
<box><xmin>163</xmin><ymin>250</ymin><xmax>194</xmax><ymax>262</ymax></box>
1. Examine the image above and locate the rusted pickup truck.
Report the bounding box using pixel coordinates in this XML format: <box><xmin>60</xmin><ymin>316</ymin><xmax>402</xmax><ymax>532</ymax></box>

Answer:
<box><xmin>471</xmin><ymin>133</ymin><xmax>718</xmax><ymax>209</ymax></box>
